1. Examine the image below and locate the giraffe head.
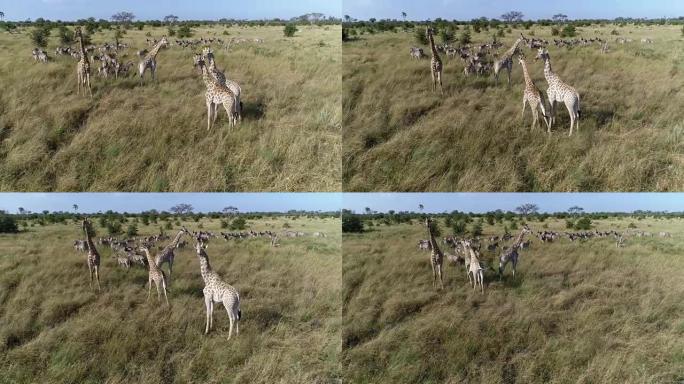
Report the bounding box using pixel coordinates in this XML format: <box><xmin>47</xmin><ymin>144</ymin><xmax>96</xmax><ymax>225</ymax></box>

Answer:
<box><xmin>159</xmin><ymin>36</ymin><xmax>169</xmax><ymax>48</ymax></box>
<box><xmin>425</xmin><ymin>26</ymin><xmax>435</xmax><ymax>40</ymax></box>
<box><xmin>516</xmin><ymin>52</ymin><xmax>526</xmax><ymax>66</ymax></box>
<box><xmin>522</xmin><ymin>224</ymin><xmax>531</xmax><ymax>234</ymax></box>
<box><xmin>535</xmin><ymin>48</ymin><xmax>549</xmax><ymax>62</ymax></box>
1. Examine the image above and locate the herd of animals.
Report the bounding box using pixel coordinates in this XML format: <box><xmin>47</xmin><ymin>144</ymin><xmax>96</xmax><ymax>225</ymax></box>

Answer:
<box><xmin>74</xmin><ymin>218</ymin><xmax>328</xmax><ymax>340</ymax></box>
<box><xmin>419</xmin><ymin>217</ymin><xmax>673</xmax><ymax>294</ymax></box>
<box><xmin>411</xmin><ymin>27</ymin><xmax>655</xmax><ymax>136</ymax></box>
<box><xmin>30</xmin><ymin>27</ymin><xmax>258</xmax><ymax>130</ymax></box>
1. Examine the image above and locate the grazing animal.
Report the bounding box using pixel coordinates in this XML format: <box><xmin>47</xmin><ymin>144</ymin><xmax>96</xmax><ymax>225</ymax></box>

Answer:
<box><xmin>518</xmin><ymin>54</ymin><xmax>550</xmax><ymax>131</ymax></box>
<box><xmin>82</xmin><ymin>219</ymin><xmax>101</xmax><ymax>291</ymax></box>
<box><xmin>75</xmin><ymin>28</ymin><xmax>92</xmax><ymax>97</ymax></box>
<box><xmin>499</xmin><ymin>225</ymin><xmax>530</xmax><ymax>279</ymax></box>
<box><xmin>536</xmin><ymin>48</ymin><xmax>581</xmax><ymax>136</ymax></box>
<box><xmin>195</xmin><ymin>239</ymin><xmax>241</xmax><ymax>340</ymax></box>
<box><xmin>138</xmin><ymin>37</ymin><xmax>168</xmax><ymax>84</ymax></box>
<box><xmin>426</xmin><ymin>27</ymin><xmax>443</xmax><ymax>93</ymax></box>
<box><xmin>140</xmin><ymin>246</ymin><xmax>170</xmax><ymax>305</ymax></box>
<box><xmin>425</xmin><ymin>218</ymin><xmax>444</xmax><ymax>289</ymax></box>
<box><xmin>465</xmin><ymin>243</ymin><xmax>485</xmax><ymax>293</ymax></box>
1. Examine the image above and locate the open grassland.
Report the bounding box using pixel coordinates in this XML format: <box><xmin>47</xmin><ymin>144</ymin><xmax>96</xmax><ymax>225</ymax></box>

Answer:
<box><xmin>0</xmin><ymin>25</ymin><xmax>341</xmax><ymax>191</ymax></box>
<box><xmin>0</xmin><ymin>216</ymin><xmax>341</xmax><ymax>383</ymax></box>
<box><xmin>343</xmin><ymin>24</ymin><xmax>684</xmax><ymax>191</ymax></box>
<box><xmin>343</xmin><ymin>217</ymin><xmax>684</xmax><ymax>383</ymax></box>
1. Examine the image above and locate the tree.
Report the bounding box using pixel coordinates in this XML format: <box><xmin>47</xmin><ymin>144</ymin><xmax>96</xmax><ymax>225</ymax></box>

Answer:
<box><xmin>163</xmin><ymin>15</ymin><xmax>179</xmax><ymax>24</ymax></box>
<box><xmin>18</xmin><ymin>207</ymin><xmax>25</xmax><ymax>215</ymax></box>
<box><xmin>470</xmin><ymin>221</ymin><xmax>483</xmax><ymax>237</ymax></box>
<box><xmin>344</xmin><ymin>15</ymin><xmax>351</xmax><ymax>23</ymax></box>
<box><xmin>364</xmin><ymin>207</ymin><xmax>371</xmax><ymax>214</ymax></box>
<box><xmin>223</xmin><ymin>206</ymin><xmax>239</xmax><ymax>216</ymax></box>
<box><xmin>575</xmin><ymin>217</ymin><xmax>592</xmax><ymax>230</ymax></box>
<box><xmin>111</xmin><ymin>11</ymin><xmax>135</xmax><ymax>24</ymax></box>
<box><xmin>230</xmin><ymin>217</ymin><xmax>247</xmax><ymax>230</ymax></box>
<box><xmin>170</xmin><ymin>203</ymin><xmax>193</xmax><ymax>215</ymax></box>
<box><xmin>552</xmin><ymin>14</ymin><xmax>568</xmax><ymax>23</ymax></box>
<box><xmin>0</xmin><ymin>213</ymin><xmax>18</xmax><ymax>233</ymax></box>
<box><xmin>459</xmin><ymin>31</ymin><xmax>472</xmax><ymax>45</ymax></box>
<box><xmin>72</xmin><ymin>204</ymin><xmax>78</xmax><ymax>212</ymax></box>
<box><xmin>568</xmin><ymin>206</ymin><xmax>584</xmax><ymax>216</ymax></box>
<box><xmin>418</xmin><ymin>204</ymin><xmax>424</xmax><ymax>211</ymax></box>
<box><xmin>58</xmin><ymin>26</ymin><xmax>75</xmax><ymax>45</ymax></box>
<box><xmin>284</xmin><ymin>23</ymin><xmax>298</xmax><ymax>37</ymax></box>
<box><xmin>452</xmin><ymin>220</ymin><xmax>467</xmax><ymax>235</ymax></box>
<box><xmin>402</xmin><ymin>12</ymin><xmax>407</xmax><ymax>21</ymax></box>
<box><xmin>342</xmin><ymin>211</ymin><xmax>364</xmax><ymax>233</ymax></box>
<box><xmin>501</xmin><ymin>11</ymin><xmax>524</xmax><ymax>23</ymax></box>
<box><xmin>440</xmin><ymin>27</ymin><xmax>454</xmax><ymax>44</ymax></box>
<box><xmin>0</xmin><ymin>12</ymin><xmax>4</xmax><ymax>21</ymax></box>
<box><xmin>31</xmin><ymin>27</ymin><xmax>49</xmax><ymax>48</ymax></box>
<box><xmin>414</xmin><ymin>28</ymin><xmax>428</xmax><ymax>45</ymax></box>
<box><xmin>126</xmin><ymin>224</ymin><xmax>138</xmax><ymax>237</ymax></box>
<box><xmin>515</xmin><ymin>203</ymin><xmax>539</xmax><ymax>217</ymax></box>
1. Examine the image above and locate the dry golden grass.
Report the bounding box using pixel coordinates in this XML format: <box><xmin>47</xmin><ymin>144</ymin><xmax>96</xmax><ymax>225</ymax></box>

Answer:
<box><xmin>343</xmin><ymin>217</ymin><xmax>684</xmax><ymax>383</ymax></box>
<box><xmin>0</xmin><ymin>216</ymin><xmax>341</xmax><ymax>383</ymax></box>
<box><xmin>0</xmin><ymin>25</ymin><xmax>341</xmax><ymax>191</ymax></box>
<box><xmin>343</xmin><ymin>24</ymin><xmax>684</xmax><ymax>191</ymax></box>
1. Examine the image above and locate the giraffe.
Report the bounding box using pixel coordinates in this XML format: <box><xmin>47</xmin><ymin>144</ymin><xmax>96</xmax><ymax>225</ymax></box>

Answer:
<box><xmin>195</xmin><ymin>55</ymin><xmax>237</xmax><ymax>130</ymax></box>
<box><xmin>194</xmin><ymin>239</ymin><xmax>241</xmax><ymax>340</ymax></box>
<box><xmin>535</xmin><ymin>48</ymin><xmax>581</xmax><ymax>136</ymax></box>
<box><xmin>465</xmin><ymin>242</ymin><xmax>485</xmax><ymax>294</ymax></box>
<box><xmin>518</xmin><ymin>54</ymin><xmax>550</xmax><ymax>131</ymax></box>
<box><xmin>202</xmin><ymin>47</ymin><xmax>242</xmax><ymax>122</ymax></box>
<box><xmin>425</xmin><ymin>217</ymin><xmax>444</xmax><ymax>289</ymax></box>
<box><xmin>155</xmin><ymin>227</ymin><xmax>189</xmax><ymax>283</ymax></box>
<box><xmin>426</xmin><ymin>27</ymin><xmax>443</xmax><ymax>94</ymax></box>
<box><xmin>138</xmin><ymin>36</ymin><xmax>169</xmax><ymax>85</ymax></box>
<box><xmin>75</xmin><ymin>28</ymin><xmax>92</xmax><ymax>97</ymax></box>
<box><xmin>494</xmin><ymin>36</ymin><xmax>524</xmax><ymax>87</ymax></box>
<box><xmin>82</xmin><ymin>219</ymin><xmax>101</xmax><ymax>291</ymax></box>
<box><xmin>499</xmin><ymin>225</ymin><xmax>530</xmax><ymax>279</ymax></box>
<box><xmin>140</xmin><ymin>245</ymin><xmax>170</xmax><ymax>305</ymax></box>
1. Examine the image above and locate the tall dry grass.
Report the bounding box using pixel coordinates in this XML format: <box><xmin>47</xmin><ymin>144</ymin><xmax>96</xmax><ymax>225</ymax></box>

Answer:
<box><xmin>0</xmin><ymin>25</ymin><xmax>341</xmax><ymax>191</ymax></box>
<box><xmin>0</xmin><ymin>216</ymin><xmax>341</xmax><ymax>383</ymax></box>
<box><xmin>343</xmin><ymin>24</ymin><xmax>684</xmax><ymax>191</ymax></box>
<box><xmin>343</xmin><ymin>217</ymin><xmax>684</xmax><ymax>383</ymax></box>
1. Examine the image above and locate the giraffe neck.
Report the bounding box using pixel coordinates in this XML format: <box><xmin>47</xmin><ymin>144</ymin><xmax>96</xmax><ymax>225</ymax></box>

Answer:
<box><xmin>83</xmin><ymin>222</ymin><xmax>97</xmax><ymax>253</ymax></box>
<box><xmin>200</xmin><ymin>65</ymin><xmax>213</xmax><ymax>87</ymax></box>
<box><xmin>514</xmin><ymin>229</ymin><xmax>526</xmax><ymax>246</ymax></box>
<box><xmin>142</xmin><ymin>249</ymin><xmax>157</xmax><ymax>269</ymax></box>
<box><xmin>543</xmin><ymin>56</ymin><xmax>553</xmax><ymax>81</ymax></box>
<box><xmin>148</xmin><ymin>40</ymin><xmax>164</xmax><ymax>59</ymax></box>
<box><xmin>427</xmin><ymin>222</ymin><xmax>441</xmax><ymax>254</ymax></box>
<box><xmin>78</xmin><ymin>33</ymin><xmax>87</xmax><ymax>61</ymax></box>
<box><xmin>520</xmin><ymin>59</ymin><xmax>533</xmax><ymax>87</ymax></box>
<box><xmin>505</xmin><ymin>39</ymin><xmax>521</xmax><ymax>58</ymax></box>
<box><xmin>169</xmin><ymin>230</ymin><xmax>184</xmax><ymax>248</ymax></box>
<box><xmin>428</xmin><ymin>32</ymin><xmax>439</xmax><ymax>58</ymax></box>
<box><xmin>198</xmin><ymin>251</ymin><xmax>212</xmax><ymax>280</ymax></box>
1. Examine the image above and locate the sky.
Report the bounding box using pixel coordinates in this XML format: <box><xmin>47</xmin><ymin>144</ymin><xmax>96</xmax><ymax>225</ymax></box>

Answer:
<box><xmin>0</xmin><ymin>0</ymin><xmax>341</xmax><ymax>21</ymax></box>
<box><xmin>0</xmin><ymin>193</ymin><xmax>342</xmax><ymax>213</ymax></box>
<box><xmin>343</xmin><ymin>193</ymin><xmax>684</xmax><ymax>214</ymax></box>
<box><xmin>343</xmin><ymin>0</ymin><xmax>684</xmax><ymax>20</ymax></box>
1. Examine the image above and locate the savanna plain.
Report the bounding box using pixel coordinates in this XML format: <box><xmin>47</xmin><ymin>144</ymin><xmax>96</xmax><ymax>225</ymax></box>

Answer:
<box><xmin>0</xmin><ymin>24</ymin><xmax>341</xmax><ymax>191</ymax></box>
<box><xmin>343</xmin><ymin>216</ymin><xmax>684</xmax><ymax>383</ymax></box>
<box><xmin>343</xmin><ymin>24</ymin><xmax>684</xmax><ymax>191</ymax></box>
<box><xmin>0</xmin><ymin>215</ymin><xmax>341</xmax><ymax>383</ymax></box>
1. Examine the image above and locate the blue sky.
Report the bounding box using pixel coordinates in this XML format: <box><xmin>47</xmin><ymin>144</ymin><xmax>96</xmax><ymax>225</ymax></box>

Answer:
<box><xmin>343</xmin><ymin>0</ymin><xmax>684</xmax><ymax>20</ymax></box>
<box><xmin>0</xmin><ymin>193</ymin><xmax>342</xmax><ymax>213</ymax></box>
<box><xmin>343</xmin><ymin>193</ymin><xmax>684</xmax><ymax>213</ymax></box>
<box><xmin>0</xmin><ymin>0</ymin><xmax>341</xmax><ymax>21</ymax></box>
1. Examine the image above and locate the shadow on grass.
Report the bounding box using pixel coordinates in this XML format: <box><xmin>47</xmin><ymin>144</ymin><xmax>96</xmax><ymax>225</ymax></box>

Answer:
<box><xmin>241</xmin><ymin>98</ymin><xmax>265</xmax><ymax>120</ymax></box>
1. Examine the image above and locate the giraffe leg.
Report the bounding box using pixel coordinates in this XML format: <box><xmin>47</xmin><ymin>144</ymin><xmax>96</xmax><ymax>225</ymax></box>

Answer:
<box><xmin>431</xmin><ymin>70</ymin><xmax>436</xmax><ymax>92</ymax></box>
<box><xmin>156</xmin><ymin>279</ymin><xmax>162</xmax><ymax>301</ymax></box>
<box><xmin>209</xmin><ymin>300</ymin><xmax>214</xmax><ymax>331</ymax></box>
<box><xmin>86</xmin><ymin>73</ymin><xmax>92</xmax><ymax>98</ymax></box>
<box><xmin>438</xmin><ymin>72</ymin><xmax>443</xmax><ymax>94</ymax></box>
<box><xmin>521</xmin><ymin>98</ymin><xmax>527</xmax><ymax>122</ymax></box>
<box><xmin>162</xmin><ymin>278</ymin><xmax>169</xmax><ymax>306</ymax></box>
<box><xmin>206</xmin><ymin>101</ymin><xmax>213</xmax><ymax>131</ymax></box>
<box><xmin>566</xmin><ymin>102</ymin><xmax>575</xmax><ymax>136</ymax></box>
<box><xmin>437</xmin><ymin>264</ymin><xmax>443</xmax><ymax>290</ymax></box>
<box><xmin>88</xmin><ymin>265</ymin><xmax>93</xmax><ymax>288</ymax></box>
<box><xmin>431</xmin><ymin>263</ymin><xmax>436</xmax><ymax>288</ymax></box>
<box><xmin>224</xmin><ymin>302</ymin><xmax>234</xmax><ymax>340</ymax></box>
<box><xmin>95</xmin><ymin>266</ymin><xmax>101</xmax><ymax>291</ymax></box>
<box><xmin>531</xmin><ymin>105</ymin><xmax>538</xmax><ymax>129</ymax></box>
<box><xmin>147</xmin><ymin>278</ymin><xmax>152</xmax><ymax>301</ymax></box>
<box><xmin>204</xmin><ymin>295</ymin><xmax>211</xmax><ymax>334</ymax></box>
<box><xmin>223</xmin><ymin>103</ymin><xmax>234</xmax><ymax>128</ymax></box>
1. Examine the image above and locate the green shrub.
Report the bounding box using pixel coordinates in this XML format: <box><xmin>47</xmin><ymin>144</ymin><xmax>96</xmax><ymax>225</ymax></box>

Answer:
<box><xmin>58</xmin><ymin>26</ymin><xmax>74</xmax><ymax>45</ymax></box>
<box><xmin>440</xmin><ymin>27</ymin><xmax>454</xmax><ymax>44</ymax></box>
<box><xmin>551</xmin><ymin>27</ymin><xmax>560</xmax><ymax>36</ymax></box>
<box><xmin>414</xmin><ymin>28</ymin><xmax>427</xmax><ymax>45</ymax></box>
<box><xmin>628</xmin><ymin>222</ymin><xmax>637</xmax><ymax>229</ymax></box>
<box><xmin>561</xmin><ymin>25</ymin><xmax>576</xmax><ymax>37</ymax></box>
<box><xmin>575</xmin><ymin>217</ymin><xmax>592</xmax><ymax>230</ymax></box>
<box><xmin>230</xmin><ymin>217</ymin><xmax>247</xmax><ymax>230</ymax></box>
<box><xmin>126</xmin><ymin>224</ymin><xmax>137</xmax><ymax>237</ymax></box>
<box><xmin>469</xmin><ymin>221</ymin><xmax>483</xmax><ymax>237</ymax></box>
<box><xmin>177</xmin><ymin>25</ymin><xmax>193</xmax><ymax>38</ymax></box>
<box><xmin>31</xmin><ymin>27</ymin><xmax>50</xmax><ymax>48</ymax></box>
<box><xmin>459</xmin><ymin>31</ymin><xmax>471</xmax><ymax>45</ymax></box>
<box><xmin>0</xmin><ymin>214</ymin><xmax>19</xmax><ymax>233</ymax></box>
<box><xmin>566</xmin><ymin>220</ymin><xmax>575</xmax><ymax>229</ymax></box>
<box><xmin>284</xmin><ymin>23</ymin><xmax>298</xmax><ymax>37</ymax></box>
<box><xmin>342</xmin><ymin>214</ymin><xmax>364</xmax><ymax>233</ymax></box>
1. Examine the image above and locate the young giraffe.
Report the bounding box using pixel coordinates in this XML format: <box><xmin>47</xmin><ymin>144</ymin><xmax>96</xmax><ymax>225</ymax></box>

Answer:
<box><xmin>82</xmin><ymin>219</ymin><xmax>101</xmax><ymax>291</ymax></box>
<box><xmin>138</xmin><ymin>37</ymin><xmax>169</xmax><ymax>85</ymax></box>
<box><xmin>195</xmin><ymin>238</ymin><xmax>241</xmax><ymax>340</ymax></box>
<box><xmin>465</xmin><ymin>242</ymin><xmax>485</xmax><ymax>294</ymax></box>
<box><xmin>155</xmin><ymin>227</ymin><xmax>189</xmax><ymax>283</ymax></box>
<box><xmin>494</xmin><ymin>36</ymin><xmax>524</xmax><ymax>87</ymax></box>
<box><xmin>140</xmin><ymin>245</ymin><xmax>170</xmax><ymax>305</ymax></box>
<box><xmin>202</xmin><ymin>47</ymin><xmax>242</xmax><ymax>122</ymax></box>
<box><xmin>425</xmin><ymin>217</ymin><xmax>444</xmax><ymax>289</ymax></box>
<box><xmin>75</xmin><ymin>28</ymin><xmax>92</xmax><ymax>97</ymax></box>
<box><xmin>536</xmin><ymin>48</ymin><xmax>581</xmax><ymax>136</ymax></box>
<box><xmin>499</xmin><ymin>225</ymin><xmax>530</xmax><ymax>279</ymax></box>
<box><xmin>195</xmin><ymin>55</ymin><xmax>237</xmax><ymax>130</ymax></box>
<box><xmin>426</xmin><ymin>27</ymin><xmax>443</xmax><ymax>94</ymax></box>
<box><xmin>518</xmin><ymin>54</ymin><xmax>550</xmax><ymax>131</ymax></box>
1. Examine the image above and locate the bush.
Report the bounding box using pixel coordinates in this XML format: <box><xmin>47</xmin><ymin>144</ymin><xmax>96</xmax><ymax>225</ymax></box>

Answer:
<box><xmin>459</xmin><ymin>31</ymin><xmax>471</xmax><ymax>45</ymax></box>
<box><xmin>440</xmin><ymin>27</ymin><xmax>454</xmax><ymax>44</ymax></box>
<box><xmin>107</xmin><ymin>222</ymin><xmax>122</xmax><ymax>235</ymax></box>
<box><xmin>167</xmin><ymin>27</ymin><xmax>176</xmax><ymax>37</ymax></box>
<box><xmin>611</xmin><ymin>29</ymin><xmax>619</xmax><ymax>35</ymax></box>
<box><xmin>561</xmin><ymin>25</ymin><xmax>576</xmax><ymax>37</ymax></box>
<box><xmin>164</xmin><ymin>222</ymin><xmax>172</xmax><ymax>230</ymax></box>
<box><xmin>452</xmin><ymin>220</ymin><xmax>467</xmax><ymax>235</ymax></box>
<box><xmin>470</xmin><ymin>221</ymin><xmax>483</xmax><ymax>237</ymax></box>
<box><xmin>220</xmin><ymin>220</ymin><xmax>228</xmax><ymax>229</ymax></box>
<box><xmin>342</xmin><ymin>214</ymin><xmax>364</xmax><ymax>233</ymax></box>
<box><xmin>0</xmin><ymin>214</ymin><xmax>19</xmax><ymax>233</ymax></box>
<box><xmin>126</xmin><ymin>224</ymin><xmax>138</xmax><ymax>237</ymax></box>
<box><xmin>551</xmin><ymin>27</ymin><xmax>560</xmax><ymax>36</ymax></box>
<box><xmin>414</xmin><ymin>28</ymin><xmax>427</xmax><ymax>45</ymax></box>
<box><xmin>230</xmin><ymin>217</ymin><xmax>247</xmax><ymax>230</ymax></box>
<box><xmin>58</xmin><ymin>26</ymin><xmax>74</xmax><ymax>45</ymax></box>
<box><xmin>284</xmin><ymin>23</ymin><xmax>298</xmax><ymax>37</ymax></box>
<box><xmin>566</xmin><ymin>220</ymin><xmax>575</xmax><ymax>229</ymax></box>
<box><xmin>177</xmin><ymin>25</ymin><xmax>193</xmax><ymax>38</ymax></box>
<box><xmin>574</xmin><ymin>217</ymin><xmax>592</xmax><ymax>230</ymax></box>
<box><xmin>342</xmin><ymin>28</ymin><xmax>349</xmax><ymax>41</ymax></box>
<box><xmin>628</xmin><ymin>222</ymin><xmax>637</xmax><ymax>229</ymax></box>
<box><xmin>31</xmin><ymin>27</ymin><xmax>50</xmax><ymax>48</ymax></box>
